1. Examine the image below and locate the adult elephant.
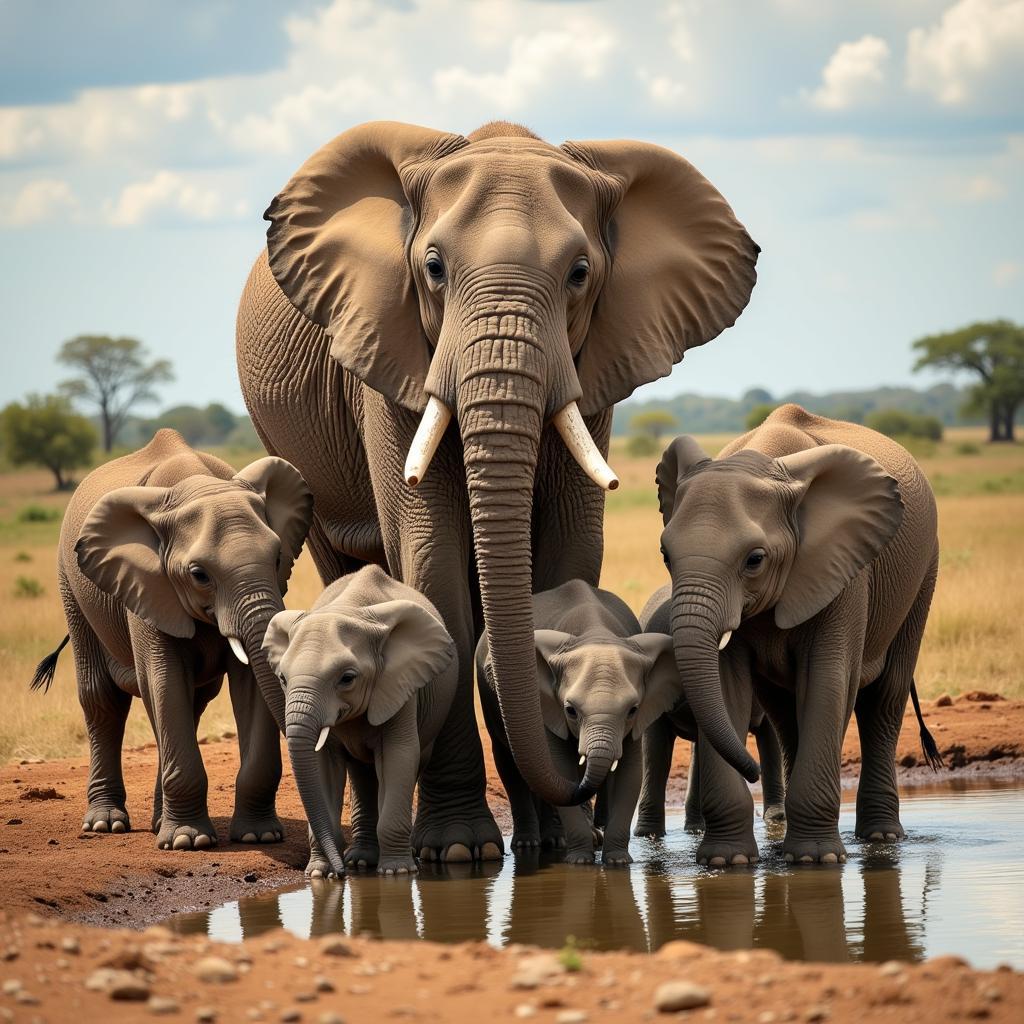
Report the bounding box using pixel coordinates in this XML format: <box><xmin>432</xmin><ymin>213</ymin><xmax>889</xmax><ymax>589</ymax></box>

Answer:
<box><xmin>236</xmin><ymin>119</ymin><xmax>758</xmax><ymax>863</ymax></box>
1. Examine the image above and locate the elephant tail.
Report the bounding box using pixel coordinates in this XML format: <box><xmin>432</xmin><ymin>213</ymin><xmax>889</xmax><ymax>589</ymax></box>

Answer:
<box><xmin>910</xmin><ymin>680</ymin><xmax>944</xmax><ymax>771</ymax></box>
<box><xmin>29</xmin><ymin>635</ymin><xmax>69</xmax><ymax>693</ymax></box>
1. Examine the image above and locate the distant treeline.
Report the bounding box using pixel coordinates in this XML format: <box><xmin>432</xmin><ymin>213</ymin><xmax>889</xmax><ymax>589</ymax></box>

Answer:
<box><xmin>612</xmin><ymin>383</ymin><xmax>1000</xmax><ymax>436</ymax></box>
<box><xmin>114</xmin><ymin>402</ymin><xmax>261</xmax><ymax>450</ymax></box>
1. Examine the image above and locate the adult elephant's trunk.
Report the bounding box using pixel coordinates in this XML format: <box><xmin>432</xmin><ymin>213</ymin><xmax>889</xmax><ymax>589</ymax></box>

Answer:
<box><xmin>671</xmin><ymin>575</ymin><xmax>760</xmax><ymax>783</ymax></box>
<box><xmin>577</xmin><ymin>716</ymin><xmax>621</xmax><ymax>795</ymax></box>
<box><xmin>286</xmin><ymin>684</ymin><xmax>346</xmax><ymax>877</ymax></box>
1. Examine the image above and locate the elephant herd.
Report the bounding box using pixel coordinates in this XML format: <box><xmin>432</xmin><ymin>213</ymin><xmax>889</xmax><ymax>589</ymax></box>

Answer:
<box><xmin>33</xmin><ymin>120</ymin><xmax>941</xmax><ymax>879</ymax></box>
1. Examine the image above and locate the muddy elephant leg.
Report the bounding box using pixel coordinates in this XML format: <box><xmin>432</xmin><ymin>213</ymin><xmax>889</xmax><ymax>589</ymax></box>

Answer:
<box><xmin>635</xmin><ymin>716</ymin><xmax>676</xmax><ymax>837</ymax></box>
<box><xmin>695</xmin><ymin>659</ymin><xmax>757</xmax><ymax>867</ymax></box>
<box><xmin>602</xmin><ymin>737</ymin><xmax>642</xmax><ymax>865</ymax></box>
<box><xmin>547</xmin><ymin>738</ymin><xmax>595</xmax><ymax>864</ymax></box>
<box><xmin>306</xmin><ymin>743</ymin><xmax>346</xmax><ymax>878</ymax></box>
<box><xmin>684</xmin><ymin>744</ymin><xmax>705</xmax><ymax>832</ymax></box>
<box><xmin>753</xmin><ymin>715</ymin><xmax>787</xmax><ymax>823</ymax></box>
<box><xmin>342</xmin><ymin>757</ymin><xmax>379</xmax><ymax>870</ymax></box>
<box><xmin>64</xmin><ymin>581</ymin><xmax>132</xmax><ymax>835</ymax></box>
<box><xmin>227</xmin><ymin>660</ymin><xmax>284</xmax><ymax>844</ymax></box>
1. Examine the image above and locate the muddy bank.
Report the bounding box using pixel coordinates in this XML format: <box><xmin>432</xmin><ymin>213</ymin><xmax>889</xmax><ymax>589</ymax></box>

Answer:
<box><xmin>0</xmin><ymin>695</ymin><xmax>1020</xmax><ymax>927</ymax></box>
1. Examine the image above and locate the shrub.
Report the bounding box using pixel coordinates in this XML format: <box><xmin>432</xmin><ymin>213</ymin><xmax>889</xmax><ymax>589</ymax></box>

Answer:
<box><xmin>14</xmin><ymin>551</ymin><xmax>32</xmax><ymax>563</ymax></box>
<box><xmin>745</xmin><ymin>403</ymin><xmax>778</xmax><ymax>430</ymax></box>
<box><xmin>954</xmin><ymin>441</ymin><xmax>981</xmax><ymax>456</ymax></box>
<box><xmin>13</xmin><ymin>576</ymin><xmax>44</xmax><ymax>599</ymax></box>
<box><xmin>864</xmin><ymin>409</ymin><xmax>944</xmax><ymax>442</ymax></box>
<box><xmin>17</xmin><ymin>504</ymin><xmax>61</xmax><ymax>523</ymax></box>
<box><xmin>625</xmin><ymin>433</ymin><xmax>660</xmax><ymax>457</ymax></box>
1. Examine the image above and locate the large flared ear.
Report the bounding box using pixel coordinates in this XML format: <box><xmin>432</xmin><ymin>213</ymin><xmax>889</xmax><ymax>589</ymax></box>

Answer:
<box><xmin>656</xmin><ymin>435</ymin><xmax>713</xmax><ymax>525</ymax></box>
<box><xmin>261</xmin><ymin>609</ymin><xmax>305</xmax><ymax>677</ymax></box>
<box><xmin>534</xmin><ymin>629</ymin><xmax>572</xmax><ymax>739</ymax></box>
<box><xmin>265</xmin><ymin>120</ymin><xmax>467</xmax><ymax>412</ymax></box>
<box><xmin>562</xmin><ymin>139</ymin><xmax>759</xmax><ymax>415</ymax></box>
<box><xmin>629</xmin><ymin>633</ymin><xmax>680</xmax><ymax>740</ymax></box>
<box><xmin>235</xmin><ymin>457</ymin><xmax>313</xmax><ymax>591</ymax></box>
<box><xmin>75</xmin><ymin>486</ymin><xmax>194</xmax><ymax>639</ymax></box>
<box><xmin>774</xmin><ymin>445</ymin><xmax>904</xmax><ymax>629</ymax></box>
<box><xmin>366</xmin><ymin>599</ymin><xmax>455</xmax><ymax>726</ymax></box>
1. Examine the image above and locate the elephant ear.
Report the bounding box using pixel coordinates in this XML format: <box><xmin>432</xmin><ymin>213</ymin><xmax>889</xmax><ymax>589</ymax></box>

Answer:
<box><xmin>561</xmin><ymin>139</ymin><xmax>759</xmax><ymax>416</ymax></box>
<box><xmin>261</xmin><ymin>609</ymin><xmax>305</xmax><ymax>677</ymax></box>
<box><xmin>264</xmin><ymin>121</ymin><xmax>467</xmax><ymax>413</ymax></box>
<box><xmin>630</xmin><ymin>633</ymin><xmax>681</xmax><ymax>740</ymax></box>
<box><xmin>75</xmin><ymin>486</ymin><xmax>194</xmax><ymax>639</ymax></box>
<box><xmin>775</xmin><ymin>445</ymin><xmax>904</xmax><ymax>630</ymax></box>
<box><xmin>235</xmin><ymin>457</ymin><xmax>313</xmax><ymax>591</ymax></box>
<box><xmin>534</xmin><ymin>630</ymin><xmax>572</xmax><ymax>740</ymax></box>
<box><xmin>656</xmin><ymin>435</ymin><xmax>713</xmax><ymax>525</ymax></box>
<box><xmin>366</xmin><ymin>599</ymin><xmax>455</xmax><ymax>726</ymax></box>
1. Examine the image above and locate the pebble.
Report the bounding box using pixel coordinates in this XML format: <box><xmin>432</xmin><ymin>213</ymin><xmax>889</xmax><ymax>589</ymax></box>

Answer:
<box><xmin>60</xmin><ymin>936</ymin><xmax>80</xmax><ymax>955</ymax></box>
<box><xmin>555</xmin><ymin>1012</ymin><xmax>587</xmax><ymax>1023</ymax></box>
<box><xmin>14</xmin><ymin>990</ymin><xmax>39</xmax><ymax>1005</ymax></box>
<box><xmin>295</xmin><ymin>991</ymin><xmax>316</xmax><ymax>1003</ymax></box>
<box><xmin>1</xmin><ymin>980</ymin><xmax>21</xmax><ymax>995</ymax></box>
<box><xmin>149</xmin><ymin>996</ymin><xmax>181</xmax><ymax>1015</ymax></box>
<box><xmin>319</xmin><ymin>937</ymin><xmax>356</xmax><ymax>958</ymax></box>
<box><xmin>936</xmin><ymin>694</ymin><xmax>953</xmax><ymax>707</ymax></box>
<box><xmin>317</xmin><ymin>1014</ymin><xmax>346</xmax><ymax>1024</ymax></box>
<box><xmin>280</xmin><ymin>1011</ymin><xmax>302</xmax><ymax>1023</ymax></box>
<box><xmin>85</xmin><ymin>968</ymin><xmax>151</xmax><ymax>1001</ymax></box>
<box><xmin>514</xmin><ymin>1007</ymin><xmax>537</xmax><ymax>1020</ymax></box>
<box><xmin>314</xmin><ymin>976</ymin><xmax>335</xmax><ymax>993</ymax></box>
<box><xmin>804</xmin><ymin>1008</ymin><xmax>830</xmax><ymax>1023</ymax></box>
<box><xmin>654</xmin><ymin>981</ymin><xmax>712</xmax><ymax>1013</ymax></box>
<box><xmin>247</xmin><ymin>1011</ymin><xmax>264</xmax><ymax>1021</ymax></box>
<box><xmin>195</xmin><ymin>1008</ymin><xmax>217</xmax><ymax>1022</ymax></box>
<box><xmin>878</xmin><ymin>961</ymin><xmax>904</xmax><ymax>977</ymax></box>
<box><xmin>510</xmin><ymin>954</ymin><xmax>563</xmax><ymax>990</ymax></box>
<box><xmin>194</xmin><ymin>957</ymin><xmax>238</xmax><ymax>983</ymax></box>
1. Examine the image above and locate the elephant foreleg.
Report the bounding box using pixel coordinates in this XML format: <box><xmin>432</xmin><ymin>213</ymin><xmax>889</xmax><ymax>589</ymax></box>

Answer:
<box><xmin>635</xmin><ymin>715</ymin><xmax>676</xmax><ymax>837</ymax></box>
<box><xmin>601</xmin><ymin>736</ymin><xmax>642</xmax><ymax>865</ymax></box>
<box><xmin>753</xmin><ymin>713</ymin><xmax>786</xmax><ymax>824</ymax></box>
<box><xmin>343</xmin><ymin>756</ymin><xmax>379</xmax><ymax>869</ymax></box>
<box><xmin>305</xmin><ymin>742</ymin><xmax>346</xmax><ymax>879</ymax></box>
<box><xmin>374</xmin><ymin>702</ymin><xmax>420</xmax><ymax>875</ymax></box>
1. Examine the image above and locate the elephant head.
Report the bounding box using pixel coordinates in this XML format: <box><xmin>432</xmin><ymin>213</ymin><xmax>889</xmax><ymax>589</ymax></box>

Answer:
<box><xmin>656</xmin><ymin>435</ymin><xmax>904</xmax><ymax>781</ymax></box>
<box><xmin>265</xmin><ymin>120</ymin><xmax>758</xmax><ymax>805</ymax></box>
<box><xmin>75</xmin><ymin>457</ymin><xmax>313</xmax><ymax>728</ymax></box>
<box><xmin>262</xmin><ymin>595</ymin><xmax>455</xmax><ymax>875</ymax></box>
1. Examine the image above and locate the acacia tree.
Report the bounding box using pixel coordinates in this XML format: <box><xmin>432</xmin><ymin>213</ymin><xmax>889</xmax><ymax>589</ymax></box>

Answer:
<box><xmin>1</xmin><ymin>394</ymin><xmax>97</xmax><ymax>490</ymax></box>
<box><xmin>913</xmin><ymin>320</ymin><xmax>1024</xmax><ymax>442</ymax></box>
<box><xmin>629</xmin><ymin>410</ymin><xmax>677</xmax><ymax>441</ymax></box>
<box><xmin>58</xmin><ymin>335</ymin><xmax>173</xmax><ymax>451</ymax></box>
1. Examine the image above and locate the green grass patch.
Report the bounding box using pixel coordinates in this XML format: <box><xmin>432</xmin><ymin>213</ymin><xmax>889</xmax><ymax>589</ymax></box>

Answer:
<box><xmin>13</xmin><ymin>575</ymin><xmax>44</xmax><ymax>599</ymax></box>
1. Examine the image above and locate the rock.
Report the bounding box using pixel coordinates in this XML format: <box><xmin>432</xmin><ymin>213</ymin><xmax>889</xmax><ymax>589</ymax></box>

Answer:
<box><xmin>656</xmin><ymin>941</ymin><xmax>706</xmax><ymax>961</ymax></box>
<box><xmin>61</xmin><ymin>936</ymin><xmax>80</xmax><ymax>954</ymax></box>
<box><xmin>194</xmin><ymin>956</ymin><xmax>238</xmax><ymax>983</ymax></box>
<box><xmin>556</xmin><ymin>1012</ymin><xmax>587</xmax><ymax>1023</ymax></box>
<box><xmin>804</xmin><ymin>1008</ymin><xmax>830</xmax><ymax>1022</ymax></box>
<box><xmin>314</xmin><ymin>976</ymin><xmax>335</xmax><ymax>993</ymax></box>
<box><xmin>295</xmin><ymin>991</ymin><xmax>316</xmax><ymax>1003</ymax></box>
<box><xmin>149</xmin><ymin>996</ymin><xmax>181</xmax><ymax>1015</ymax></box>
<box><xmin>280</xmin><ymin>1011</ymin><xmax>302</xmax><ymax>1023</ymax></box>
<box><xmin>511</xmin><ymin>954</ymin><xmax>564</xmax><ymax>989</ymax></box>
<box><xmin>514</xmin><ymin>1007</ymin><xmax>537</xmax><ymax>1020</ymax></box>
<box><xmin>878</xmin><ymin>961</ymin><xmax>904</xmax><ymax>977</ymax></box>
<box><xmin>655</xmin><ymin>981</ymin><xmax>712</xmax><ymax>1013</ymax></box>
<box><xmin>935</xmin><ymin>694</ymin><xmax>953</xmax><ymax>707</ymax></box>
<box><xmin>962</xmin><ymin>690</ymin><xmax>1004</xmax><ymax>703</ymax></box>
<box><xmin>319</xmin><ymin>937</ymin><xmax>356</xmax><ymax>958</ymax></box>
<box><xmin>244</xmin><ymin>872</ymin><xmax>259</xmax><ymax>883</ymax></box>
<box><xmin>317</xmin><ymin>1014</ymin><xmax>346</xmax><ymax>1024</ymax></box>
<box><xmin>14</xmin><ymin>990</ymin><xmax>39</xmax><ymax>1005</ymax></box>
<box><xmin>1</xmin><ymin>979</ymin><xmax>21</xmax><ymax>994</ymax></box>
<box><xmin>85</xmin><ymin>968</ymin><xmax>151</xmax><ymax>1001</ymax></box>
<box><xmin>195</xmin><ymin>1007</ymin><xmax>217</xmax><ymax>1022</ymax></box>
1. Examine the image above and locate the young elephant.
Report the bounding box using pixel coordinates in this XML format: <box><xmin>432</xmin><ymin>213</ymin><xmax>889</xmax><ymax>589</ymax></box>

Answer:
<box><xmin>262</xmin><ymin>565</ymin><xmax>457</xmax><ymax>877</ymax></box>
<box><xmin>32</xmin><ymin>429</ymin><xmax>312</xmax><ymax>850</ymax></box>
<box><xmin>633</xmin><ymin>584</ymin><xmax>786</xmax><ymax>843</ymax></box>
<box><xmin>477</xmin><ymin>579</ymin><xmax>679</xmax><ymax>865</ymax></box>
<box><xmin>657</xmin><ymin>404</ymin><xmax>941</xmax><ymax>866</ymax></box>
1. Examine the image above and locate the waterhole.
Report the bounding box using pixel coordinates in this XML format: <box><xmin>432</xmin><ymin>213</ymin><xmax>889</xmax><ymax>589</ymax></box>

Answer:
<box><xmin>169</xmin><ymin>780</ymin><xmax>1023</xmax><ymax>968</ymax></box>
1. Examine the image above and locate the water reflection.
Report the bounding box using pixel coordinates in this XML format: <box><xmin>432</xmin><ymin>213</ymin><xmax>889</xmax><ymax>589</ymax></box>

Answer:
<box><xmin>169</xmin><ymin>783</ymin><xmax>1024</xmax><ymax>968</ymax></box>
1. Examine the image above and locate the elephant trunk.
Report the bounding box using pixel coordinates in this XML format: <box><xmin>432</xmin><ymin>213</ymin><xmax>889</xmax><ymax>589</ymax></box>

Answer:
<box><xmin>577</xmin><ymin>717</ymin><xmax>622</xmax><ymax>795</ymax></box>
<box><xmin>286</xmin><ymin>687</ymin><xmax>345</xmax><ymax>877</ymax></box>
<box><xmin>671</xmin><ymin>572</ymin><xmax>760</xmax><ymax>783</ymax></box>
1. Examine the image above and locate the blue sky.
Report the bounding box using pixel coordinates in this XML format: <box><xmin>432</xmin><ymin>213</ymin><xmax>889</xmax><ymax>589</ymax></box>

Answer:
<box><xmin>2</xmin><ymin>0</ymin><xmax>1022</xmax><ymax>412</ymax></box>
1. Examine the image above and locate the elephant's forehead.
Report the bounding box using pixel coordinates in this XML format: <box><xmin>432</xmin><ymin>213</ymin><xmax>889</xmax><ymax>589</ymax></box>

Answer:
<box><xmin>160</xmin><ymin>481</ymin><xmax>273</xmax><ymax>539</ymax></box>
<box><xmin>557</xmin><ymin>641</ymin><xmax>647</xmax><ymax>679</ymax></box>
<box><xmin>671</xmin><ymin>471</ymin><xmax>780</xmax><ymax>537</ymax></box>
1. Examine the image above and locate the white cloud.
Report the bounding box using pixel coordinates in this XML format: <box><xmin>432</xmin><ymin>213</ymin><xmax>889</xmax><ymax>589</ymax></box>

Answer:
<box><xmin>807</xmin><ymin>34</ymin><xmax>891</xmax><ymax>110</ymax></box>
<box><xmin>993</xmin><ymin>260</ymin><xmax>1022</xmax><ymax>285</ymax></box>
<box><xmin>104</xmin><ymin>170</ymin><xmax>241</xmax><ymax>227</ymax></box>
<box><xmin>907</xmin><ymin>0</ymin><xmax>1024</xmax><ymax>106</ymax></box>
<box><xmin>2</xmin><ymin>178</ymin><xmax>78</xmax><ymax>225</ymax></box>
<box><xmin>962</xmin><ymin>173</ymin><xmax>1007</xmax><ymax>201</ymax></box>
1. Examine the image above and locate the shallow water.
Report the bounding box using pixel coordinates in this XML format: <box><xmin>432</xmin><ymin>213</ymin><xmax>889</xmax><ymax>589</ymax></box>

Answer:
<box><xmin>169</xmin><ymin>781</ymin><xmax>1024</xmax><ymax>968</ymax></box>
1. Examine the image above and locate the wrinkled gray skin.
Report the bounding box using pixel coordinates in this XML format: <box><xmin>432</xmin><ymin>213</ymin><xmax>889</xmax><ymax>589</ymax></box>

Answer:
<box><xmin>633</xmin><ymin>584</ymin><xmax>786</xmax><ymax>842</ymax></box>
<box><xmin>45</xmin><ymin>429</ymin><xmax>312</xmax><ymax>850</ymax></box>
<box><xmin>477</xmin><ymin>580</ymin><xmax>679</xmax><ymax>865</ymax></box>
<box><xmin>236</xmin><ymin>119</ymin><xmax>757</xmax><ymax>864</ymax></box>
<box><xmin>658</xmin><ymin>404</ymin><xmax>938</xmax><ymax>866</ymax></box>
<box><xmin>263</xmin><ymin>565</ymin><xmax>457</xmax><ymax>877</ymax></box>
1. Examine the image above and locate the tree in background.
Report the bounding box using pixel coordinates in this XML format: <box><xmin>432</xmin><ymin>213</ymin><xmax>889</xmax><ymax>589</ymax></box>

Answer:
<box><xmin>745</xmin><ymin>402</ymin><xmax>778</xmax><ymax>430</ymax></box>
<box><xmin>58</xmin><ymin>335</ymin><xmax>173</xmax><ymax>452</ymax></box>
<box><xmin>629</xmin><ymin>410</ymin><xmax>677</xmax><ymax>441</ymax></box>
<box><xmin>0</xmin><ymin>394</ymin><xmax>96</xmax><ymax>490</ymax></box>
<box><xmin>865</xmin><ymin>409</ymin><xmax>943</xmax><ymax>442</ymax></box>
<box><xmin>913</xmin><ymin>320</ymin><xmax>1024</xmax><ymax>443</ymax></box>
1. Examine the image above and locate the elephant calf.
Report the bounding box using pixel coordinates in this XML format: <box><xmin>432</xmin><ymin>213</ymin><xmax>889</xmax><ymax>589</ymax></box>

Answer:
<box><xmin>31</xmin><ymin>428</ymin><xmax>312</xmax><ymax>850</ymax></box>
<box><xmin>633</xmin><ymin>584</ymin><xmax>786</xmax><ymax>843</ymax></box>
<box><xmin>262</xmin><ymin>564</ymin><xmax>457</xmax><ymax>877</ymax></box>
<box><xmin>477</xmin><ymin>579</ymin><xmax>680</xmax><ymax>865</ymax></box>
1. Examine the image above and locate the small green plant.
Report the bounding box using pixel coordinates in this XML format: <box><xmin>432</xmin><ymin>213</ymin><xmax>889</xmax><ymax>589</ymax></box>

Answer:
<box><xmin>625</xmin><ymin>433</ymin><xmax>660</xmax><ymax>457</ymax></box>
<box><xmin>954</xmin><ymin>441</ymin><xmax>981</xmax><ymax>456</ymax></box>
<box><xmin>13</xmin><ymin>575</ymin><xmax>44</xmax><ymax>599</ymax></box>
<box><xmin>17</xmin><ymin>504</ymin><xmax>61</xmax><ymax>523</ymax></box>
<box><xmin>558</xmin><ymin>936</ymin><xmax>584</xmax><ymax>972</ymax></box>
<box><xmin>14</xmin><ymin>550</ymin><xmax>32</xmax><ymax>563</ymax></box>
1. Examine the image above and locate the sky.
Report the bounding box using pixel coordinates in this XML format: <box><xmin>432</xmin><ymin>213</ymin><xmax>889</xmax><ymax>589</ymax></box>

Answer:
<box><xmin>1</xmin><ymin>0</ymin><xmax>1022</xmax><ymax>413</ymax></box>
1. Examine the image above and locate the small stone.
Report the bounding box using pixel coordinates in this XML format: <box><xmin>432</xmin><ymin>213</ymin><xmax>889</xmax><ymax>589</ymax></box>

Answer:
<box><xmin>348</xmin><ymin>984</ymin><xmax>371</xmax><ymax>995</ymax></box>
<box><xmin>280</xmin><ymin>1011</ymin><xmax>302</xmax><ymax>1023</ymax></box>
<box><xmin>196</xmin><ymin>1007</ymin><xmax>217</xmax><ymax>1023</ymax></box>
<box><xmin>935</xmin><ymin>694</ymin><xmax>953</xmax><ymax>707</ymax></box>
<box><xmin>804</xmin><ymin>1009</ymin><xmax>830</xmax><ymax>1023</ymax></box>
<box><xmin>149</xmin><ymin>996</ymin><xmax>181</xmax><ymax>1015</ymax></box>
<box><xmin>655</xmin><ymin>981</ymin><xmax>712</xmax><ymax>1013</ymax></box>
<box><xmin>556</xmin><ymin>1012</ymin><xmax>587</xmax><ymax>1023</ymax></box>
<box><xmin>194</xmin><ymin>957</ymin><xmax>238</xmax><ymax>984</ymax></box>
<box><xmin>514</xmin><ymin>1007</ymin><xmax>537</xmax><ymax>1020</ymax></box>
<box><xmin>61</xmin><ymin>936</ymin><xmax>80</xmax><ymax>955</ymax></box>
<box><xmin>758</xmin><ymin>1014</ymin><xmax>777</xmax><ymax>1024</ymax></box>
<box><xmin>295</xmin><ymin>992</ymin><xmax>316</xmax><ymax>1003</ymax></box>
<box><xmin>656</xmin><ymin>941</ymin><xmax>706</xmax><ymax>961</ymax></box>
<box><xmin>318</xmin><ymin>937</ymin><xmax>356</xmax><ymax>958</ymax></box>
<box><xmin>14</xmin><ymin>990</ymin><xmax>39</xmax><ymax>1005</ymax></box>
<box><xmin>510</xmin><ymin>954</ymin><xmax>563</xmax><ymax>990</ymax></box>
<box><xmin>85</xmin><ymin>968</ymin><xmax>150</xmax><ymax>1001</ymax></box>
<box><xmin>1</xmin><ymin>979</ymin><xmax>21</xmax><ymax>994</ymax></box>
<box><xmin>246</xmin><ymin>1011</ymin><xmax>264</xmax><ymax>1021</ymax></box>
<box><xmin>314</xmin><ymin>976</ymin><xmax>335</xmax><ymax>993</ymax></box>
<box><xmin>294</xmin><ymin>956</ymin><xmax>309</xmax><ymax>968</ymax></box>
<box><xmin>981</xmin><ymin>986</ymin><xmax>1002</xmax><ymax>1003</ymax></box>
<box><xmin>878</xmin><ymin>961</ymin><xmax>904</xmax><ymax>977</ymax></box>
<box><xmin>317</xmin><ymin>1014</ymin><xmax>346</xmax><ymax>1024</ymax></box>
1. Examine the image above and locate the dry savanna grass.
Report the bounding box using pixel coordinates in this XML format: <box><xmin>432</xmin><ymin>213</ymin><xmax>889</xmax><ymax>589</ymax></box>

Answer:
<box><xmin>0</xmin><ymin>428</ymin><xmax>1021</xmax><ymax>762</ymax></box>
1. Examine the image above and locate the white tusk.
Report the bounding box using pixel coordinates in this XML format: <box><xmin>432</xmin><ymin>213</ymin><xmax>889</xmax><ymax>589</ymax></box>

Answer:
<box><xmin>579</xmin><ymin>755</ymin><xmax>586</xmax><ymax>766</ymax></box>
<box><xmin>552</xmin><ymin>402</ymin><xmax>619</xmax><ymax>491</ymax></box>
<box><xmin>611</xmin><ymin>759</ymin><xmax>619</xmax><ymax>773</ymax></box>
<box><xmin>228</xmin><ymin>637</ymin><xmax>249</xmax><ymax>665</ymax></box>
<box><xmin>404</xmin><ymin>396</ymin><xmax>452</xmax><ymax>487</ymax></box>
<box><xmin>719</xmin><ymin>631</ymin><xmax>733</xmax><ymax>651</ymax></box>
<box><xmin>315</xmin><ymin>726</ymin><xmax>331</xmax><ymax>753</ymax></box>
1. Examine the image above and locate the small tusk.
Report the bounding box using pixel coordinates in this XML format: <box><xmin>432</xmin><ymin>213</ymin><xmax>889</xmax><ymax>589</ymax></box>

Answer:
<box><xmin>579</xmin><ymin>755</ymin><xmax>586</xmax><ymax>766</ymax></box>
<box><xmin>315</xmin><ymin>726</ymin><xmax>331</xmax><ymax>753</ymax></box>
<box><xmin>404</xmin><ymin>396</ymin><xmax>452</xmax><ymax>487</ymax></box>
<box><xmin>552</xmin><ymin>402</ymin><xmax>619</xmax><ymax>491</ymax></box>
<box><xmin>719</xmin><ymin>630</ymin><xmax>733</xmax><ymax>651</ymax></box>
<box><xmin>611</xmin><ymin>759</ymin><xmax>619</xmax><ymax>773</ymax></box>
<box><xmin>228</xmin><ymin>637</ymin><xmax>249</xmax><ymax>665</ymax></box>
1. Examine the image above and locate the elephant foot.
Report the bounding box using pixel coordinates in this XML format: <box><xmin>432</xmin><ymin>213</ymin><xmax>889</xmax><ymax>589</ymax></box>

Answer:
<box><xmin>762</xmin><ymin>803</ymin><xmax>787</xmax><ymax>823</ymax></box>
<box><xmin>82</xmin><ymin>804</ymin><xmax>130</xmax><ymax>835</ymax></box>
<box><xmin>602</xmin><ymin>847</ymin><xmax>633</xmax><ymax>866</ymax></box>
<box><xmin>230</xmin><ymin>810</ymin><xmax>284</xmax><ymax>845</ymax></box>
<box><xmin>634</xmin><ymin>813</ymin><xmax>666</xmax><ymax>838</ymax></box>
<box><xmin>413</xmin><ymin>801</ymin><xmax>504</xmax><ymax>863</ymax></box>
<box><xmin>343</xmin><ymin>842</ymin><xmax>380</xmax><ymax>870</ymax></box>
<box><xmin>378</xmin><ymin>855</ymin><xmax>418</xmax><ymax>876</ymax></box>
<box><xmin>856</xmin><ymin>819</ymin><xmax>905</xmax><ymax>843</ymax></box>
<box><xmin>683</xmin><ymin>814</ymin><xmax>706</xmax><ymax>834</ymax></box>
<box><xmin>783</xmin><ymin>830</ymin><xmax>847</xmax><ymax>865</ymax></box>
<box><xmin>564</xmin><ymin>848</ymin><xmax>596</xmax><ymax>865</ymax></box>
<box><xmin>696</xmin><ymin>834</ymin><xmax>759</xmax><ymax>868</ymax></box>
<box><xmin>304</xmin><ymin>853</ymin><xmax>343</xmax><ymax>880</ymax></box>
<box><xmin>511</xmin><ymin>831</ymin><xmax>542</xmax><ymax>850</ymax></box>
<box><xmin>157</xmin><ymin>815</ymin><xmax>218</xmax><ymax>851</ymax></box>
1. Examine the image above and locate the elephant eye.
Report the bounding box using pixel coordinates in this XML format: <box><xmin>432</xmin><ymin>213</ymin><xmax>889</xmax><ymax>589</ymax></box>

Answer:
<box><xmin>189</xmin><ymin>564</ymin><xmax>211</xmax><ymax>586</ymax></box>
<box><xmin>424</xmin><ymin>250</ymin><xmax>446</xmax><ymax>282</ymax></box>
<box><xmin>660</xmin><ymin>546</ymin><xmax>671</xmax><ymax>568</ymax></box>
<box><xmin>568</xmin><ymin>259</ymin><xmax>589</xmax><ymax>287</ymax></box>
<box><xmin>628</xmin><ymin>705</ymin><xmax>638</xmax><ymax>718</ymax></box>
<box><xmin>744</xmin><ymin>548</ymin><xmax>767</xmax><ymax>574</ymax></box>
<box><xmin>564</xmin><ymin>703</ymin><xmax>578</xmax><ymax>718</ymax></box>
<box><xmin>338</xmin><ymin>669</ymin><xmax>359</xmax><ymax>686</ymax></box>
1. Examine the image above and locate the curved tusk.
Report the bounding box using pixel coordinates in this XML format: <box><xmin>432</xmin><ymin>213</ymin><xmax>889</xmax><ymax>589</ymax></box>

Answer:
<box><xmin>315</xmin><ymin>726</ymin><xmax>331</xmax><ymax>753</ymax></box>
<box><xmin>404</xmin><ymin>396</ymin><xmax>452</xmax><ymax>487</ymax></box>
<box><xmin>579</xmin><ymin>755</ymin><xmax>586</xmax><ymax>766</ymax></box>
<box><xmin>552</xmin><ymin>402</ymin><xmax>619</xmax><ymax>491</ymax></box>
<box><xmin>719</xmin><ymin>630</ymin><xmax>733</xmax><ymax>651</ymax></box>
<box><xmin>611</xmin><ymin>759</ymin><xmax>619</xmax><ymax>773</ymax></box>
<box><xmin>228</xmin><ymin>637</ymin><xmax>249</xmax><ymax>665</ymax></box>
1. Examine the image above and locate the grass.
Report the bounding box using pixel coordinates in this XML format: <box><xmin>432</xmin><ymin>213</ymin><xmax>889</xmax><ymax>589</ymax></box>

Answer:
<box><xmin>0</xmin><ymin>428</ymin><xmax>1021</xmax><ymax>762</ymax></box>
